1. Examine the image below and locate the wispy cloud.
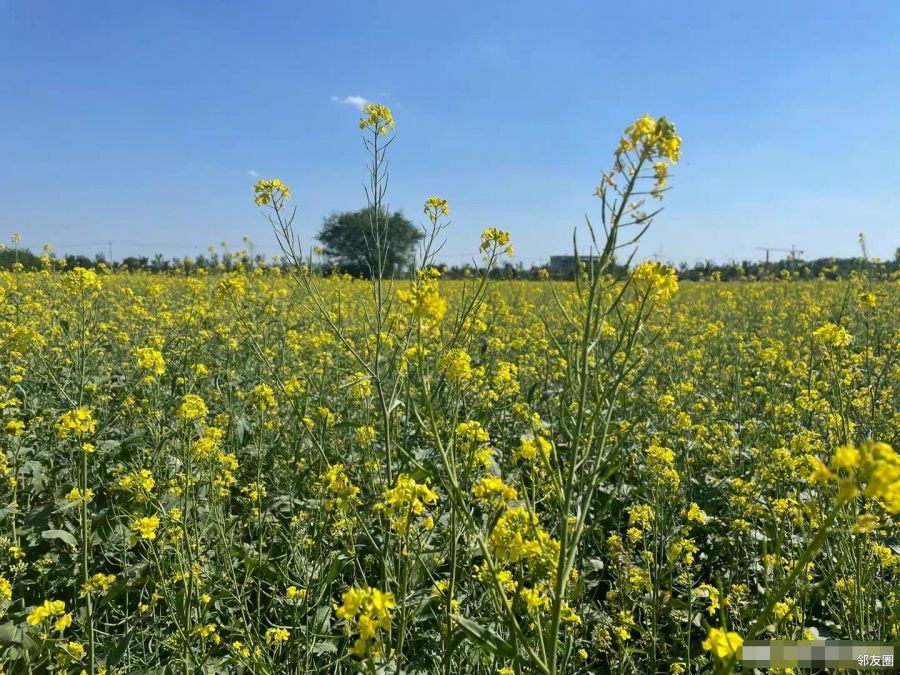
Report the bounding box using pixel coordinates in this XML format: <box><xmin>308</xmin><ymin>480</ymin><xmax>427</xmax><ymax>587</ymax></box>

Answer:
<box><xmin>247</xmin><ymin>169</ymin><xmax>259</xmax><ymax>177</ymax></box>
<box><xmin>330</xmin><ymin>95</ymin><xmax>370</xmax><ymax>110</ymax></box>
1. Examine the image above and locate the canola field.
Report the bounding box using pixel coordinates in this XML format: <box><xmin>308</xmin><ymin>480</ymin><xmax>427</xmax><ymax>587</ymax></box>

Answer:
<box><xmin>0</xmin><ymin>268</ymin><xmax>897</xmax><ymax>674</ymax></box>
<box><xmin>0</xmin><ymin>109</ymin><xmax>898</xmax><ymax>674</ymax></box>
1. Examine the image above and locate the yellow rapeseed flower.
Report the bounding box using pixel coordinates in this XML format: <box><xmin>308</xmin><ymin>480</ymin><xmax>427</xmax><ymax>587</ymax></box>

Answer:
<box><xmin>64</xmin><ymin>487</ymin><xmax>94</xmax><ymax>503</ymax></box>
<box><xmin>702</xmin><ymin>627</ymin><xmax>743</xmax><ymax>661</ymax></box>
<box><xmin>130</xmin><ymin>515</ymin><xmax>160</xmax><ymax>543</ymax></box>
<box><xmin>56</xmin><ymin>408</ymin><xmax>96</xmax><ymax>440</ymax></box>
<box><xmin>334</xmin><ymin>586</ymin><xmax>396</xmax><ymax>658</ymax></box>
<box><xmin>177</xmin><ymin>394</ymin><xmax>208</xmax><ymax>421</ymax></box>
<box><xmin>253</xmin><ymin>178</ymin><xmax>291</xmax><ymax>208</ymax></box>
<box><xmin>26</xmin><ymin>599</ymin><xmax>67</xmax><ymax>626</ymax></box>
<box><xmin>358</xmin><ymin>103</ymin><xmax>395</xmax><ymax>135</ymax></box>
<box><xmin>631</xmin><ymin>261</ymin><xmax>679</xmax><ymax>302</ymax></box>
<box><xmin>63</xmin><ymin>267</ymin><xmax>103</xmax><ymax>296</ymax></box>
<box><xmin>812</xmin><ymin>322</ymin><xmax>852</xmax><ymax>348</ymax></box>
<box><xmin>471</xmin><ymin>476</ymin><xmax>517</xmax><ymax>508</ymax></box>
<box><xmin>424</xmin><ymin>196</ymin><xmax>450</xmax><ymax>222</ymax></box>
<box><xmin>134</xmin><ymin>347</ymin><xmax>165</xmax><ymax>376</ymax></box>
<box><xmin>0</xmin><ymin>576</ymin><xmax>11</xmax><ymax>601</ymax></box>
<box><xmin>265</xmin><ymin>627</ymin><xmax>290</xmax><ymax>645</ymax></box>
<box><xmin>375</xmin><ymin>475</ymin><xmax>438</xmax><ymax>532</ymax></box>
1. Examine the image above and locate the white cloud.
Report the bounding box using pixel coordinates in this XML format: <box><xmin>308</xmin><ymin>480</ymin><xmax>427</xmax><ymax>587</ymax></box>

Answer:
<box><xmin>247</xmin><ymin>170</ymin><xmax>259</xmax><ymax>177</ymax></box>
<box><xmin>330</xmin><ymin>95</ymin><xmax>370</xmax><ymax>110</ymax></box>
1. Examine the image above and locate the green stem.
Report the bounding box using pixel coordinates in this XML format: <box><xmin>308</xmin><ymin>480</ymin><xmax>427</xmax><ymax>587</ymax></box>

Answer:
<box><xmin>80</xmin><ymin>450</ymin><xmax>95</xmax><ymax>672</ymax></box>
<box><xmin>747</xmin><ymin>502</ymin><xmax>841</xmax><ymax>640</ymax></box>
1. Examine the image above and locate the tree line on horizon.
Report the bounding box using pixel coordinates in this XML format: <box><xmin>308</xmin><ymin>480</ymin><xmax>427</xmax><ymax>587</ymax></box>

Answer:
<box><xmin>2</xmin><ymin>206</ymin><xmax>898</xmax><ymax>281</ymax></box>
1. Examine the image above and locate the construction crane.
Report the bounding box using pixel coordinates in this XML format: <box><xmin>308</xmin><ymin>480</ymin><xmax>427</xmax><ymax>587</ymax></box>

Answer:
<box><xmin>756</xmin><ymin>246</ymin><xmax>805</xmax><ymax>267</ymax></box>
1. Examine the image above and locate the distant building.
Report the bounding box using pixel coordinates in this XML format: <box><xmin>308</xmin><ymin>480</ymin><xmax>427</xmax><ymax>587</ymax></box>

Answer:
<box><xmin>549</xmin><ymin>255</ymin><xmax>578</xmax><ymax>276</ymax></box>
<box><xmin>548</xmin><ymin>254</ymin><xmax>621</xmax><ymax>279</ymax></box>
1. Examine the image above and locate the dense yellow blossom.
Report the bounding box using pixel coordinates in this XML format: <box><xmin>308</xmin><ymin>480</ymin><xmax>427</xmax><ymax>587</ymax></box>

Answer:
<box><xmin>489</xmin><ymin>507</ymin><xmax>549</xmax><ymax>563</ymax></box>
<box><xmin>397</xmin><ymin>268</ymin><xmax>447</xmax><ymax>325</ymax></box>
<box><xmin>56</xmin><ymin>407</ymin><xmax>96</xmax><ymax>440</ymax></box>
<box><xmin>130</xmin><ymin>515</ymin><xmax>160</xmax><ymax>543</ymax></box>
<box><xmin>631</xmin><ymin>261</ymin><xmax>679</xmax><ymax>302</ymax></box>
<box><xmin>63</xmin><ymin>267</ymin><xmax>103</xmax><ymax>296</ymax></box>
<box><xmin>439</xmin><ymin>348</ymin><xmax>473</xmax><ymax>384</ymax></box>
<box><xmin>814</xmin><ymin>440</ymin><xmax>900</xmax><ymax>512</ymax></box>
<box><xmin>134</xmin><ymin>346</ymin><xmax>165</xmax><ymax>376</ymax></box>
<box><xmin>375</xmin><ymin>474</ymin><xmax>438</xmax><ymax>532</ymax></box>
<box><xmin>702</xmin><ymin>627</ymin><xmax>743</xmax><ymax>661</ymax></box>
<box><xmin>253</xmin><ymin>178</ymin><xmax>292</xmax><ymax>207</ymax></box>
<box><xmin>177</xmin><ymin>393</ymin><xmax>208</xmax><ymax>421</ymax></box>
<box><xmin>265</xmin><ymin>627</ymin><xmax>290</xmax><ymax>645</ymax></box>
<box><xmin>27</xmin><ymin>599</ymin><xmax>67</xmax><ymax>626</ymax></box>
<box><xmin>334</xmin><ymin>586</ymin><xmax>396</xmax><ymax>658</ymax></box>
<box><xmin>358</xmin><ymin>103</ymin><xmax>395</xmax><ymax>135</ymax></box>
<box><xmin>471</xmin><ymin>476</ymin><xmax>517</xmax><ymax>507</ymax></box>
<box><xmin>0</xmin><ymin>576</ymin><xmax>11</xmax><ymax>601</ymax></box>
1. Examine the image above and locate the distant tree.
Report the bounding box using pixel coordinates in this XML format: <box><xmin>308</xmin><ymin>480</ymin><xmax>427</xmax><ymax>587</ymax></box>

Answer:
<box><xmin>0</xmin><ymin>248</ymin><xmax>42</xmax><ymax>270</ymax></box>
<box><xmin>120</xmin><ymin>256</ymin><xmax>150</xmax><ymax>271</ymax></box>
<box><xmin>317</xmin><ymin>207</ymin><xmax>422</xmax><ymax>278</ymax></box>
<box><xmin>149</xmin><ymin>253</ymin><xmax>169</xmax><ymax>272</ymax></box>
<box><xmin>63</xmin><ymin>254</ymin><xmax>93</xmax><ymax>269</ymax></box>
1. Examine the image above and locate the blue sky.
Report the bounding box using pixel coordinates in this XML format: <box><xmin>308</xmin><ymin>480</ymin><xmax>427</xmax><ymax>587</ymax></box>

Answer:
<box><xmin>1</xmin><ymin>1</ymin><xmax>898</xmax><ymax>266</ymax></box>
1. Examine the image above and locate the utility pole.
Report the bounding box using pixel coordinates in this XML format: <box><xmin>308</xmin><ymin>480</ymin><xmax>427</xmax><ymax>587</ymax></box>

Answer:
<box><xmin>756</xmin><ymin>246</ymin><xmax>805</xmax><ymax>273</ymax></box>
<box><xmin>108</xmin><ymin>240</ymin><xmax>113</xmax><ymax>267</ymax></box>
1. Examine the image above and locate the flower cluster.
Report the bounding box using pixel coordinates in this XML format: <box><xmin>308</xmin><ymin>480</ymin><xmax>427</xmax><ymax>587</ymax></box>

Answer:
<box><xmin>55</xmin><ymin>407</ymin><xmax>96</xmax><ymax>440</ymax></box>
<box><xmin>26</xmin><ymin>599</ymin><xmax>72</xmax><ymax>633</ymax></box>
<box><xmin>489</xmin><ymin>506</ymin><xmax>554</xmax><ymax>565</ymax></box>
<box><xmin>631</xmin><ymin>261</ymin><xmax>679</xmax><ymax>302</ymax></box>
<box><xmin>811</xmin><ymin>440</ymin><xmax>900</xmax><ymax>512</ymax></box>
<box><xmin>253</xmin><ymin>178</ymin><xmax>292</xmax><ymax>208</ymax></box>
<box><xmin>471</xmin><ymin>476</ymin><xmax>517</xmax><ymax>508</ymax></box>
<box><xmin>177</xmin><ymin>393</ymin><xmax>208</xmax><ymax>421</ymax></box>
<box><xmin>130</xmin><ymin>515</ymin><xmax>160</xmax><ymax>544</ymax></box>
<box><xmin>480</xmin><ymin>227</ymin><xmax>514</xmax><ymax>257</ymax></box>
<box><xmin>63</xmin><ymin>267</ymin><xmax>103</xmax><ymax>296</ymax></box>
<box><xmin>702</xmin><ymin>627</ymin><xmax>743</xmax><ymax>662</ymax></box>
<box><xmin>424</xmin><ymin>196</ymin><xmax>450</xmax><ymax>223</ymax></box>
<box><xmin>618</xmin><ymin>114</ymin><xmax>682</xmax><ymax>163</ymax></box>
<box><xmin>265</xmin><ymin>627</ymin><xmax>290</xmax><ymax>645</ymax></box>
<box><xmin>375</xmin><ymin>475</ymin><xmax>438</xmax><ymax>532</ymax></box>
<box><xmin>439</xmin><ymin>348</ymin><xmax>473</xmax><ymax>384</ymax></box>
<box><xmin>396</xmin><ymin>267</ymin><xmax>448</xmax><ymax>327</ymax></box>
<box><xmin>134</xmin><ymin>346</ymin><xmax>165</xmax><ymax>376</ymax></box>
<box><xmin>334</xmin><ymin>586</ymin><xmax>396</xmax><ymax>658</ymax></box>
<box><xmin>813</xmin><ymin>322</ymin><xmax>853</xmax><ymax>348</ymax></box>
<box><xmin>81</xmin><ymin>573</ymin><xmax>116</xmax><ymax>596</ymax></box>
<box><xmin>358</xmin><ymin>103</ymin><xmax>395</xmax><ymax>135</ymax></box>
<box><xmin>318</xmin><ymin>464</ymin><xmax>361</xmax><ymax>538</ymax></box>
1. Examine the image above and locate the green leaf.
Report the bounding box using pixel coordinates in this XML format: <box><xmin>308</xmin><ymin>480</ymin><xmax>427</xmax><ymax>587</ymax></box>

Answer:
<box><xmin>106</xmin><ymin>630</ymin><xmax>133</xmax><ymax>666</ymax></box>
<box><xmin>0</xmin><ymin>621</ymin><xmax>22</xmax><ymax>644</ymax></box>
<box><xmin>311</xmin><ymin>641</ymin><xmax>338</xmax><ymax>655</ymax></box>
<box><xmin>451</xmin><ymin>615</ymin><xmax>516</xmax><ymax>659</ymax></box>
<box><xmin>42</xmin><ymin>529</ymin><xmax>78</xmax><ymax>547</ymax></box>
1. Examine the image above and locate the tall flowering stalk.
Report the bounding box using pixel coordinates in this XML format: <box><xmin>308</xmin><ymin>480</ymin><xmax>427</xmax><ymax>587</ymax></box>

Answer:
<box><xmin>261</xmin><ymin>104</ymin><xmax>522</xmax><ymax>671</ymax></box>
<box><xmin>63</xmin><ymin>267</ymin><xmax>104</xmax><ymax>674</ymax></box>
